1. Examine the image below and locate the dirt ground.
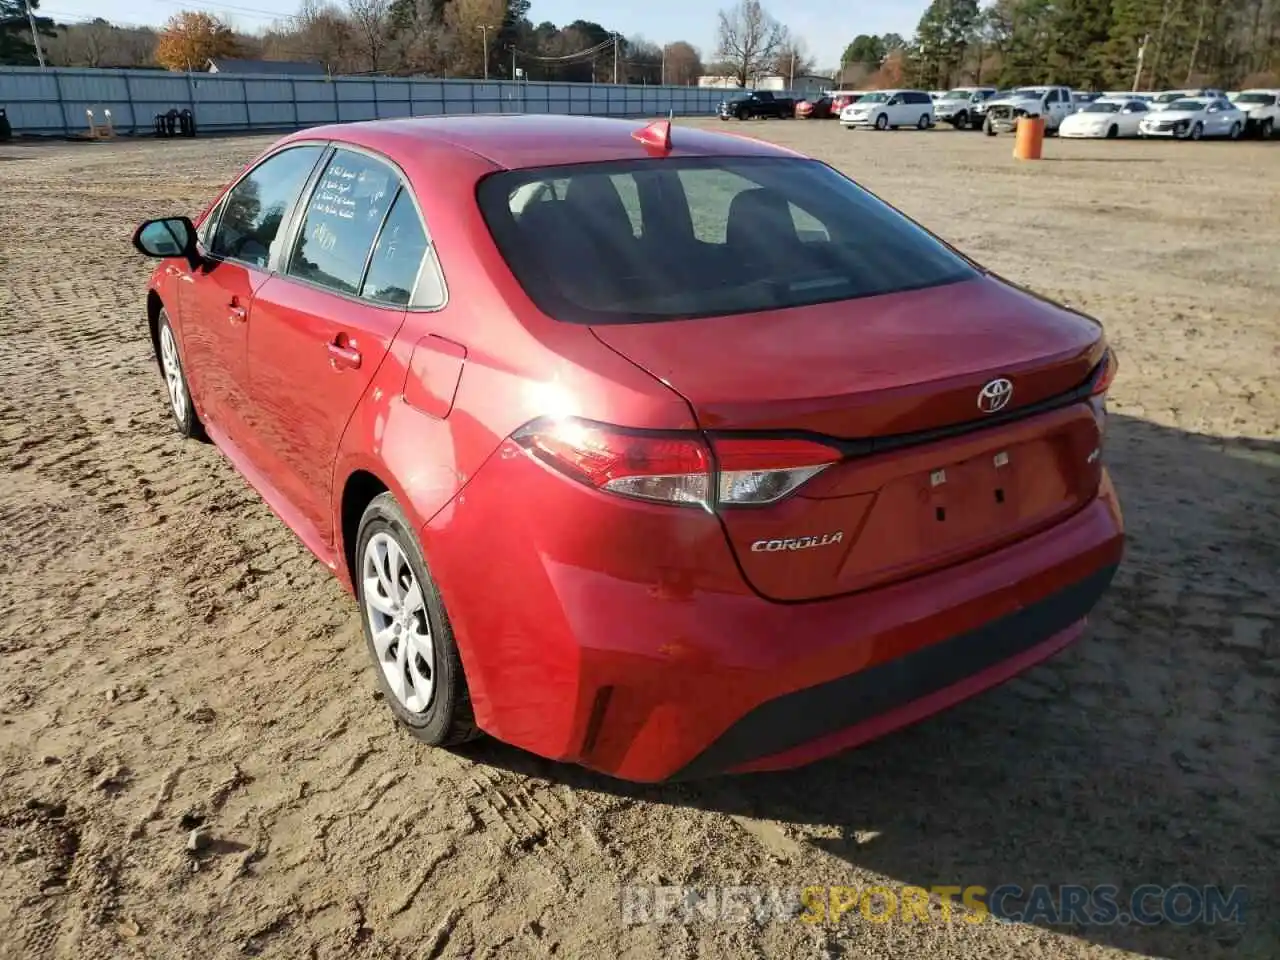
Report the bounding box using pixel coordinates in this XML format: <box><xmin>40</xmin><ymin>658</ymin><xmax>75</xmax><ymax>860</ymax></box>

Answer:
<box><xmin>0</xmin><ymin>119</ymin><xmax>1277</xmax><ymax>960</ymax></box>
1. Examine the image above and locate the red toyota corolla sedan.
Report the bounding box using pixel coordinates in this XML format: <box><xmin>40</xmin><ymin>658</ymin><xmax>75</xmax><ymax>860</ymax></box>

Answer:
<box><xmin>132</xmin><ymin>115</ymin><xmax>1123</xmax><ymax>782</ymax></box>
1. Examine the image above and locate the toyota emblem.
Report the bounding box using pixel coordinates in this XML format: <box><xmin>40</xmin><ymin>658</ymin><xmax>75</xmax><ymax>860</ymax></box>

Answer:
<box><xmin>977</xmin><ymin>378</ymin><xmax>1013</xmax><ymax>414</ymax></box>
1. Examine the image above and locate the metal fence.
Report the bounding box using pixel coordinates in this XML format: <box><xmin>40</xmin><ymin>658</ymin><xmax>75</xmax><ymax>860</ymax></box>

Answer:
<box><xmin>0</xmin><ymin>67</ymin><xmax>765</xmax><ymax>136</ymax></box>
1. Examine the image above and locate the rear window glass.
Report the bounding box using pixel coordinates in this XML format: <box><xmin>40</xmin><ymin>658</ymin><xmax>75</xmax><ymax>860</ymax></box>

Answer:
<box><xmin>476</xmin><ymin>157</ymin><xmax>976</xmax><ymax>324</ymax></box>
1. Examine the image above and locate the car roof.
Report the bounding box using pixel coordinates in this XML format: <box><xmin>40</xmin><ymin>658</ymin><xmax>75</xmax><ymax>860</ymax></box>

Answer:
<box><xmin>283</xmin><ymin>114</ymin><xmax>799</xmax><ymax>170</ymax></box>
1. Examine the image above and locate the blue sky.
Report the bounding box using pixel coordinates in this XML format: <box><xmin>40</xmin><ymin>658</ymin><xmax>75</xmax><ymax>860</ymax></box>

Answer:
<box><xmin>37</xmin><ymin>0</ymin><xmax>925</xmax><ymax>71</ymax></box>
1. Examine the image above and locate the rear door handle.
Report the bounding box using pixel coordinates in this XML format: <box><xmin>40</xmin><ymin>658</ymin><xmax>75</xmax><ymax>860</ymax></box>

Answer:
<box><xmin>327</xmin><ymin>336</ymin><xmax>362</xmax><ymax>371</ymax></box>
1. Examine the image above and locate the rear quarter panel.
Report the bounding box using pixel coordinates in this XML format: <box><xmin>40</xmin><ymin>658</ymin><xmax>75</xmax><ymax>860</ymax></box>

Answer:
<box><xmin>329</xmin><ymin>136</ymin><xmax>695</xmax><ymax>586</ymax></box>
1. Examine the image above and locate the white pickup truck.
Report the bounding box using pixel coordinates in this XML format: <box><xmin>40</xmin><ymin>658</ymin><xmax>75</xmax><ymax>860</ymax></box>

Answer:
<box><xmin>1232</xmin><ymin>89</ymin><xmax>1279</xmax><ymax>138</ymax></box>
<box><xmin>982</xmin><ymin>86</ymin><xmax>1076</xmax><ymax>135</ymax></box>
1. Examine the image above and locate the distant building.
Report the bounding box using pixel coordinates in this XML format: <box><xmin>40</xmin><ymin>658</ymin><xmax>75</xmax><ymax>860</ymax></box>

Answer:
<box><xmin>206</xmin><ymin>58</ymin><xmax>328</xmax><ymax>76</ymax></box>
<box><xmin>697</xmin><ymin>74</ymin><xmax>834</xmax><ymax>97</ymax></box>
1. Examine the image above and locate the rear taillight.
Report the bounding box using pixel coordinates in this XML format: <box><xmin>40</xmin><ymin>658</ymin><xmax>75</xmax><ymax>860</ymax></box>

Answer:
<box><xmin>711</xmin><ymin>436</ymin><xmax>840</xmax><ymax>505</ymax></box>
<box><xmin>511</xmin><ymin>418</ymin><xmax>840</xmax><ymax>508</ymax></box>
<box><xmin>1090</xmin><ymin>348</ymin><xmax>1117</xmax><ymax>396</ymax></box>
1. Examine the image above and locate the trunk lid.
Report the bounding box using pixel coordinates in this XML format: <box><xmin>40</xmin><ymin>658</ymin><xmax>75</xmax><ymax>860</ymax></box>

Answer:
<box><xmin>591</xmin><ymin>276</ymin><xmax>1108</xmax><ymax>601</ymax></box>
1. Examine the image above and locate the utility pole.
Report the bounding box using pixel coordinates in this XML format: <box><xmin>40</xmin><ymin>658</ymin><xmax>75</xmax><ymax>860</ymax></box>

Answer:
<box><xmin>23</xmin><ymin>0</ymin><xmax>46</xmax><ymax>69</ymax></box>
<box><xmin>661</xmin><ymin>45</ymin><xmax>665</xmax><ymax>85</ymax></box>
<box><xmin>478</xmin><ymin>24</ymin><xmax>494</xmax><ymax>81</ymax></box>
<box><xmin>613</xmin><ymin>33</ymin><xmax>619</xmax><ymax>84</ymax></box>
<box><xmin>1133</xmin><ymin>34</ymin><xmax>1149</xmax><ymax>91</ymax></box>
<box><xmin>789</xmin><ymin>52</ymin><xmax>795</xmax><ymax>89</ymax></box>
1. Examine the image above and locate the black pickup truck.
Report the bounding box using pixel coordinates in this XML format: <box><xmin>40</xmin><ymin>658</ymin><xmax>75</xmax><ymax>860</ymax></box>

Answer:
<box><xmin>718</xmin><ymin>91</ymin><xmax>797</xmax><ymax>120</ymax></box>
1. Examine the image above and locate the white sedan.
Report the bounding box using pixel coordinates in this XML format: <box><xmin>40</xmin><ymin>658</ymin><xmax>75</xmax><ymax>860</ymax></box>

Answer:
<box><xmin>1059</xmin><ymin>97</ymin><xmax>1150</xmax><ymax>138</ymax></box>
<box><xmin>1138</xmin><ymin>96</ymin><xmax>1246</xmax><ymax>140</ymax></box>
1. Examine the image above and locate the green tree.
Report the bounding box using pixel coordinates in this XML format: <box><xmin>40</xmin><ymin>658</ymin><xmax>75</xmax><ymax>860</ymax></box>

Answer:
<box><xmin>913</xmin><ymin>0</ymin><xmax>981</xmax><ymax>87</ymax></box>
<box><xmin>842</xmin><ymin>34</ymin><xmax>884</xmax><ymax>70</ymax></box>
<box><xmin>0</xmin><ymin>0</ymin><xmax>54</xmax><ymax>65</ymax></box>
<box><xmin>1046</xmin><ymin>0</ymin><xmax>1113</xmax><ymax>88</ymax></box>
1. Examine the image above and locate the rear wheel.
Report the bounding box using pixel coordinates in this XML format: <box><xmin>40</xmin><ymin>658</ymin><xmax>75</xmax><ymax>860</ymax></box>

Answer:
<box><xmin>1190</xmin><ymin>121</ymin><xmax>1203</xmax><ymax>141</ymax></box>
<box><xmin>875</xmin><ymin>113</ymin><xmax>889</xmax><ymax>131</ymax></box>
<box><xmin>917</xmin><ymin>114</ymin><xmax>931</xmax><ymax>130</ymax></box>
<box><xmin>1106</xmin><ymin>124</ymin><xmax>1118</xmax><ymax>139</ymax></box>
<box><xmin>1228</xmin><ymin>122</ymin><xmax>1241</xmax><ymax>140</ymax></box>
<box><xmin>356</xmin><ymin>492</ymin><xmax>479</xmax><ymax>747</ymax></box>
<box><xmin>1261</xmin><ymin>119</ymin><xmax>1274</xmax><ymax>139</ymax></box>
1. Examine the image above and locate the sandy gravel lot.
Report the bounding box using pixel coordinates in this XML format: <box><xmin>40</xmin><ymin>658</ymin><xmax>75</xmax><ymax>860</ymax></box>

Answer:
<box><xmin>0</xmin><ymin>120</ymin><xmax>1277</xmax><ymax>960</ymax></box>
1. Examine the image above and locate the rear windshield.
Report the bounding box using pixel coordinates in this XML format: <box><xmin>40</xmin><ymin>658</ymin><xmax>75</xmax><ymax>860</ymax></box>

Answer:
<box><xmin>476</xmin><ymin>157</ymin><xmax>977</xmax><ymax>325</ymax></box>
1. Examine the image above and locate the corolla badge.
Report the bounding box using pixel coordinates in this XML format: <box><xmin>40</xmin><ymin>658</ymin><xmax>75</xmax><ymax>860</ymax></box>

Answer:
<box><xmin>751</xmin><ymin>532</ymin><xmax>844</xmax><ymax>553</ymax></box>
<box><xmin>977</xmin><ymin>378</ymin><xmax>1014</xmax><ymax>414</ymax></box>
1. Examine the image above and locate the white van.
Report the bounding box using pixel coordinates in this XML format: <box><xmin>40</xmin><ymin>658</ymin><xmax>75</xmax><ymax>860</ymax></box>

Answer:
<box><xmin>840</xmin><ymin>90</ymin><xmax>936</xmax><ymax>130</ymax></box>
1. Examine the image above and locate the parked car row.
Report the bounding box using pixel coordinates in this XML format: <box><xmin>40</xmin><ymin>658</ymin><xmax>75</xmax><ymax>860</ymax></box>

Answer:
<box><xmin>749</xmin><ymin>83</ymin><xmax>1278</xmax><ymax>142</ymax></box>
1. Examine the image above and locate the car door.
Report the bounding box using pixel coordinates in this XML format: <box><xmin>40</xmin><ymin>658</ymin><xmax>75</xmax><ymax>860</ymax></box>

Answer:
<box><xmin>1121</xmin><ymin>100</ymin><xmax>1147</xmax><ymax>135</ymax></box>
<box><xmin>180</xmin><ymin>144</ymin><xmax>326</xmax><ymax>444</ymax></box>
<box><xmin>891</xmin><ymin>93</ymin><xmax>911</xmax><ymax>125</ymax></box>
<box><xmin>244</xmin><ymin>146</ymin><xmax>440</xmax><ymax>547</ymax></box>
<box><xmin>1047</xmin><ymin>89</ymin><xmax>1067</xmax><ymax>126</ymax></box>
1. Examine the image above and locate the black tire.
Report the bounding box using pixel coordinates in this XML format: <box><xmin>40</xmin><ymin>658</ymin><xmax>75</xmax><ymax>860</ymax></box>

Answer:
<box><xmin>984</xmin><ymin>116</ymin><xmax>997</xmax><ymax>136</ymax></box>
<box><xmin>155</xmin><ymin>308</ymin><xmax>207</xmax><ymax>441</ymax></box>
<box><xmin>1190</xmin><ymin>122</ymin><xmax>1203</xmax><ymax>141</ymax></box>
<box><xmin>1229</xmin><ymin>122</ymin><xmax>1241</xmax><ymax>140</ymax></box>
<box><xmin>875</xmin><ymin>113</ymin><xmax>888</xmax><ymax>131</ymax></box>
<box><xmin>917</xmin><ymin>114</ymin><xmax>931</xmax><ymax>130</ymax></box>
<box><xmin>954</xmin><ymin>111</ymin><xmax>968</xmax><ymax>129</ymax></box>
<box><xmin>355</xmin><ymin>492</ymin><xmax>479</xmax><ymax>747</ymax></box>
<box><xmin>1261</xmin><ymin>119</ymin><xmax>1274</xmax><ymax>139</ymax></box>
<box><xmin>1106</xmin><ymin>124</ymin><xmax>1118</xmax><ymax>139</ymax></box>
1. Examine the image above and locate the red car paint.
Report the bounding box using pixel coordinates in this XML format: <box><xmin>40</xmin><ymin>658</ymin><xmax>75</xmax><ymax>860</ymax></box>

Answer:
<box><xmin>142</xmin><ymin>116</ymin><xmax>1123</xmax><ymax>782</ymax></box>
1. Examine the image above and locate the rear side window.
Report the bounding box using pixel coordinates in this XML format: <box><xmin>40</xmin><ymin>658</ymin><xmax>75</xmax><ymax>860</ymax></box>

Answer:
<box><xmin>288</xmin><ymin>149</ymin><xmax>398</xmax><ymax>296</ymax></box>
<box><xmin>477</xmin><ymin>157</ymin><xmax>976</xmax><ymax>325</ymax></box>
<box><xmin>361</xmin><ymin>189</ymin><xmax>435</xmax><ymax>306</ymax></box>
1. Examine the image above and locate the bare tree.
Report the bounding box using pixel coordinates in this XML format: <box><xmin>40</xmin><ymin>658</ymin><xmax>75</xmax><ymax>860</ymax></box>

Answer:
<box><xmin>715</xmin><ymin>0</ymin><xmax>788</xmax><ymax>87</ymax></box>
<box><xmin>347</xmin><ymin>0</ymin><xmax>391</xmax><ymax>73</ymax></box>
<box><xmin>770</xmin><ymin>38</ymin><xmax>814</xmax><ymax>83</ymax></box>
<box><xmin>284</xmin><ymin>0</ymin><xmax>355</xmax><ymax>73</ymax></box>
<box><xmin>662</xmin><ymin>40</ymin><xmax>704</xmax><ymax>85</ymax></box>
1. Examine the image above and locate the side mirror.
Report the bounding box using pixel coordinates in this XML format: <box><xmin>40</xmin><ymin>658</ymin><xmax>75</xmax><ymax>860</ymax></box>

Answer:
<box><xmin>133</xmin><ymin>216</ymin><xmax>200</xmax><ymax>268</ymax></box>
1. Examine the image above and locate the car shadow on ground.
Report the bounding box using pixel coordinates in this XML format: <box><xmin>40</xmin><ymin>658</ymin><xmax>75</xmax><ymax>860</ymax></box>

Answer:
<box><xmin>460</xmin><ymin>413</ymin><xmax>1279</xmax><ymax>959</ymax></box>
<box><xmin>1040</xmin><ymin>156</ymin><xmax>1166</xmax><ymax>163</ymax></box>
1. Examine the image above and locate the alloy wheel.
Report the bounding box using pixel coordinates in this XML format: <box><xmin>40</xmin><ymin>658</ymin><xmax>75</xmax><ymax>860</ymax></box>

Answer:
<box><xmin>158</xmin><ymin>325</ymin><xmax>187</xmax><ymax>425</ymax></box>
<box><xmin>362</xmin><ymin>531</ymin><xmax>435</xmax><ymax>713</ymax></box>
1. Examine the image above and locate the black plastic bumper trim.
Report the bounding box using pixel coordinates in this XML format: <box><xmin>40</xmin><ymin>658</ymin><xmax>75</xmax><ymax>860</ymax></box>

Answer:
<box><xmin>671</xmin><ymin>562</ymin><xmax>1118</xmax><ymax>780</ymax></box>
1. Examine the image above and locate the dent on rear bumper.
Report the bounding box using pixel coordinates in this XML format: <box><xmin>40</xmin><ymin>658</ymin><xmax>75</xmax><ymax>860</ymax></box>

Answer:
<box><xmin>427</xmin><ymin>459</ymin><xmax>1124</xmax><ymax>783</ymax></box>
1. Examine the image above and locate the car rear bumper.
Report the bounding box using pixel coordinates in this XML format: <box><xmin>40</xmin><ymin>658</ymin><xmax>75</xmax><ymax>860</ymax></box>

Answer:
<box><xmin>426</xmin><ymin>451</ymin><xmax>1124</xmax><ymax>783</ymax></box>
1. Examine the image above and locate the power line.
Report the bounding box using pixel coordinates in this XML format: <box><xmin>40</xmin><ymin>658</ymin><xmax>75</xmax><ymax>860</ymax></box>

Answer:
<box><xmin>512</xmin><ymin>35</ymin><xmax>615</xmax><ymax>64</ymax></box>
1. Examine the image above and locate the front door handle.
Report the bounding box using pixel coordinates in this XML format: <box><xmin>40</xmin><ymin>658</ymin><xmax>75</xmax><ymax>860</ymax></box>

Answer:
<box><xmin>327</xmin><ymin>335</ymin><xmax>362</xmax><ymax>371</ymax></box>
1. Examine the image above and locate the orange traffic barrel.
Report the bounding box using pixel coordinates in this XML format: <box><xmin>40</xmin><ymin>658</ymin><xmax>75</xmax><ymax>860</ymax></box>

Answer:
<box><xmin>1013</xmin><ymin>115</ymin><xmax>1045</xmax><ymax>159</ymax></box>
